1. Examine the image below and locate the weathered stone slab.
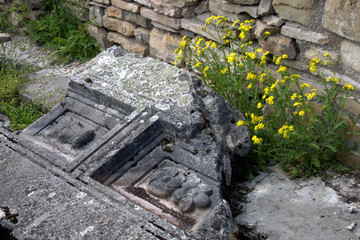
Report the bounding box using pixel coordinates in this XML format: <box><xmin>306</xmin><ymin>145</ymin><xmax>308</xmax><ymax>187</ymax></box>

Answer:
<box><xmin>103</xmin><ymin>15</ymin><xmax>136</xmax><ymax>36</ymax></box>
<box><xmin>280</xmin><ymin>25</ymin><xmax>328</xmax><ymax>45</ymax></box>
<box><xmin>140</xmin><ymin>7</ymin><xmax>182</xmax><ymax>29</ymax></box>
<box><xmin>161</xmin><ymin>0</ymin><xmax>199</xmax><ymax>8</ymax></box>
<box><xmin>93</xmin><ymin>0</ymin><xmax>110</xmax><ymax>4</ymax></box>
<box><xmin>134</xmin><ymin>27</ymin><xmax>151</xmax><ymax>43</ymax></box>
<box><xmin>273</xmin><ymin>0</ymin><xmax>314</xmax><ymax>25</ymax></box>
<box><xmin>263</xmin><ymin>34</ymin><xmax>297</xmax><ymax>59</ymax></box>
<box><xmin>87</xmin><ymin>24</ymin><xmax>113</xmax><ymax>51</ymax></box>
<box><xmin>152</xmin><ymin>21</ymin><xmax>180</xmax><ymax>33</ymax></box>
<box><xmin>229</xmin><ymin>0</ymin><xmax>259</xmax><ymax>4</ymax></box>
<box><xmin>181</xmin><ymin>18</ymin><xmax>218</xmax><ymax>41</ymax></box>
<box><xmin>105</xmin><ymin>6</ymin><xmax>123</xmax><ymax>19</ymax></box>
<box><xmin>133</xmin><ymin>0</ymin><xmax>152</xmax><ymax>7</ymax></box>
<box><xmin>149</xmin><ymin>28</ymin><xmax>182</xmax><ymax>64</ymax></box>
<box><xmin>108</xmin><ymin>32</ymin><xmax>149</xmax><ymax>56</ymax></box>
<box><xmin>182</xmin><ymin>6</ymin><xmax>196</xmax><ymax>18</ymax></box>
<box><xmin>112</xmin><ymin>0</ymin><xmax>141</xmax><ymax>13</ymax></box>
<box><xmin>340</xmin><ymin>40</ymin><xmax>360</xmax><ymax>72</ymax></box>
<box><xmin>123</xmin><ymin>11</ymin><xmax>151</xmax><ymax>28</ymax></box>
<box><xmin>258</xmin><ymin>0</ymin><xmax>274</xmax><ymax>16</ymax></box>
<box><xmin>209</xmin><ymin>0</ymin><xmax>252</xmax><ymax>22</ymax></box>
<box><xmin>304</xmin><ymin>46</ymin><xmax>338</xmax><ymax>65</ymax></box>
<box><xmin>150</xmin><ymin>0</ymin><xmax>183</xmax><ymax>18</ymax></box>
<box><xmin>211</xmin><ymin>0</ymin><xmax>259</xmax><ymax>18</ymax></box>
<box><xmin>89</xmin><ymin>6</ymin><xmax>104</xmax><ymax>27</ymax></box>
<box><xmin>323</xmin><ymin>0</ymin><xmax>360</xmax><ymax>43</ymax></box>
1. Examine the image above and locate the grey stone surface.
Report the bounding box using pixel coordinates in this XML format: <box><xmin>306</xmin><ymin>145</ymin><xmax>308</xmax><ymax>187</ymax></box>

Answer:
<box><xmin>236</xmin><ymin>165</ymin><xmax>360</xmax><ymax>239</ymax></box>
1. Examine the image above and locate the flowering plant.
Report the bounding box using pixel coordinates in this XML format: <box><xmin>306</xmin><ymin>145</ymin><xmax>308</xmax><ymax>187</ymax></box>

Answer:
<box><xmin>175</xmin><ymin>16</ymin><xmax>360</xmax><ymax>177</ymax></box>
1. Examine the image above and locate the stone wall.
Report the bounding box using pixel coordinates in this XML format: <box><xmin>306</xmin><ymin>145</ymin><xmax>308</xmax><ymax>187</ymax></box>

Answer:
<box><xmin>3</xmin><ymin>0</ymin><xmax>360</xmax><ymax>164</ymax></box>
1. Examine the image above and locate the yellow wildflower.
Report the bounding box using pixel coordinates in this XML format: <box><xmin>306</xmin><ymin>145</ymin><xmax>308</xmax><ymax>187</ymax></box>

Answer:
<box><xmin>252</xmin><ymin>135</ymin><xmax>263</xmax><ymax>144</ymax></box>
<box><xmin>301</xmin><ymin>83</ymin><xmax>311</xmax><ymax>89</ymax></box>
<box><xmin>220</xmin><ymin>68</ymin><xmax>228</xmax><ymax>74</ymax></box>
<box><xmin>324</xmin><ymin>52</ymin><xmax>329</xmax><ymax>57</ymax></box>
<box><xmin>282</xmin><ymin>54</ymin><xmax>288</xmax><ymax>59</ymax></box>
<box><xmin>257</xmin><ymin>102</ymin><xmax>263</xmax><ymax>109</ymax></box>
<box><xmin>343</xmin><ymin>83</ymin><xmax>355</xmax><ymax>90</ymax></box>
<box><xmin>254</xmin><ymin>123</ymin><xmax>265</xmax><ymax>131</ymax></box>
<box><xmin>277</xmin><ymin>65</ymin><xmax>287</xmax><ymax>73</ymax></box>
<box><xmin>211</xmin><ymin>42</ymin><xmax>217</xmax><ymax>48</ymax></box>
<box><xmin>247</xmin><ymin>84</ymin><xmax>253</xmax><ymax>89</ymax></box>
<box><xmin>227</xmin><ymin>53</ymin><xmax>236</xmax><ymax>63</ymax></box>
<box><xmin>237</xmin><ymin>120</ymin><xmax>245</xmax><ymax>126</ymax></box>
<box><xmin>299</xmin><ymin>111</ymin><xmax>305</xmax><ymax>116</ymax></box>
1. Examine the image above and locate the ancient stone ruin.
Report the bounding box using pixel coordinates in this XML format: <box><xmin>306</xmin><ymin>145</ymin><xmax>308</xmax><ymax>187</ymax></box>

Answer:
<box><xmin>0</xmin><ymin>46</ymin><xmax>251</xmax><ymax>239</ymax></box>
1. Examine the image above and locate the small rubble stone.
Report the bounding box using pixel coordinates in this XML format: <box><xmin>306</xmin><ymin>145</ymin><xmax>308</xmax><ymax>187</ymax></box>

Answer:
<box><xmin>340</xmin><ymin>40</ymin><xmax>360</xmax><ymax>72</ymax></box>
<box><xmin>209</xmin><ymin>0</ymin><xmax>251</xmax><ymax>22</ymax></box>
<box><xmin>141</xmin><ymin>7</ymin><xmax>182</xmax><ymax>29</ymax></box>
<box><xmin>349</xmin><ymin>206</ymin><xmax>358</xmax><ymax>214</ymax></box>
<box><xmin>281</xmin><ymin>25</ymin><xmax>328</xmax><ymax>45</ymax></box>
<box><xmin>105</xmin><ymin>6</ymin><xmax>123</xmax><ymax>19</ymax></box>
<box><xmin>103</xmin><ymin>15</ymin><xmax>136</xmax><ymax>37</ymax></box>
<box><xmin>180</xmin><ymin>30</ymin><xmax>196</xmax><ymax>38</ymax></box>
<box><xmin>112</xmin><ymin>0</ymin><xmax>141</xmax><ymax>13</ymax></box>
<box><xmin>213</xmin><ymin>0</ymin><xmax>259</xmax><ymax>18</ymax></box>
<box><xmin>107</xmin><ymin>32</ymin><xmax>149</xmax><ymax>56</ymax></box>
<box><xmin>258</xmin><ymin>0</ymin><xmax>274</xmax><ymax>16</ymax></box>
<box><xmin>273</xmin><ymin>0</ymin><xmax>314</xmax><ymax>25</ymax></box>
<box><xmin>150</xmin><ymin>0</ymin><xmax>183</xmax><ymax>17</ymax></box>
<box><xmin>261</xmin><ymin>14</ymin><xmax>284</xmax><ymax>27</ymax></box>
<box><xmin>254</xmin><ymin>20</ymin><xmax>280</xmax><ymax>45</ymax></box>
<box><xmin>134</xmin><ymin>27</ymin><xmax>151</xmax><ymax>43</ymax></box>
<box><xmin>346</xmin><ymin>222</ymin><xmax>357</xmax><ymax>231</ymax></box>
<box><xmin>263</xmin><ymin>34</ymin><xmax>297</xmax><ymax>59</ymax></box>
<box><xmin>196</xmin><ymin>12</ymin><xmax>215</xmax><ymax>22</ymax></box>
<box><xmin>93</xmin><ymin>0</ymin><xmax>110</xmax><ymax>4</ymax></box>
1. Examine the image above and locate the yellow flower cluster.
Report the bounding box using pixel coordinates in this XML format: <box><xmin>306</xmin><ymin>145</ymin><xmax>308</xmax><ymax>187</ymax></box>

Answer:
<box><xmin>278</xmin><ymin>124</ymin><xmax>294</xmax><ymax>138</ymax></box>
<box><xmin>277</xmin><ymin>65</ymin><xmax>287</xmax><ymax>74</ymax></box>
<box><xmin>343</xmin><ymin>83</ymin><xmax>355</xmax><ymax>90</ymax></box>
<box><xmin>252</xmin><ymin>135</ymin><xmax>263</xmax><ymax>144</ymax></box>
<box><xmin>308</xmin><ymin>57</ymin><xmax>320</xmax><ymax>73</ymax></box>
<box><xmin>205</xmin><ymin>16</ymin><xmax>229</xmax><ymax>26</ymax></box>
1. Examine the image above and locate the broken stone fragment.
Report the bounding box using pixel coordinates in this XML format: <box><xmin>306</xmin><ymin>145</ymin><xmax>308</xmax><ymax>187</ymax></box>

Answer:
<box><xmin>346</xmin><ymin>222</ymin><xmax>357</xmax><ymax>231</ymax></box>
<box><xmin>263</xmin><ymin>34</ymin><xmax>297</xmax><ymax>59</ymax></box>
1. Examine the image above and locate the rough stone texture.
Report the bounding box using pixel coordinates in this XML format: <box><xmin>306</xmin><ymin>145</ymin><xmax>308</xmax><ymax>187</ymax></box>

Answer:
<box><xmin>196</xmin><ymin>12</ymin><xmax>214</xmax><ymax>22</ymax></box>
<box><xmin>254</xmin><ymin>20</ymin><xmax>280</xmax><ymax>45</ymax></box>
<box><xmin>133</xmin><ymin>0</ymin><xmax>152</xmax><ymax>7</ymax></box>
<box><xmin>182</xmin><ymin>6</ymin><xmax>196</xmax><ymax>18</ymax></box>
<box><xmin>273</xmin><ymin>0</ymin><xmax>314</xmax><ymax>25</ymax></box>
<box><xmin>112</xmin><ymin>0</ymin><xmax>141</xmax><ymax>13</ymax></box>
<box><xmin>263</xmin><ymin>34</ymin><xmax>297</xmax><ymax>59</ymax></box>
<box><xmin>161</xmin><ymin>0</ymin><xmax>199</xmax><ymax>8</ymax></box>
<box><xmin>181</xmin><ymin>18</ymin><xmax>220</xmax><ymax>42</ymax></box>
<box><xmin>93</xmin><ymin>0</ymin><xmax>110</xmax><ymax>4</ymax></box>
<box><xmin>281</xmin><ymin>25</ymin><xmax>329</xmax><ymax>45</ymax></box>
<box><xmin>323</xmin><ymin>0</ymin><xmax>360</xmax><ymax>43</ymax></box>
<box><xmin>236</xmin><ymin>165</ymin><xmax>360</xmax><ymax>239</ymax></box>
<box><xmin>0</xmin><ymin>33</ymin><xmax>11</xmax><ymax>42</ymax></box>
<box><xmin>123</xmin><ymin>11</ymin><xmax>151</xmax><ymax>28</ymax></box>
<box><xmin>87</xmin><ymin>24</ymin><xmax>113</xmax><ymax>51</ymax></box>
<box><xmin>194</xmin><ymin>0</ymin><xmax>209</xmax><ymax>14</ymax></box>
<box><xmin>105</xmin><ymin>6</ymin><xmax>123</xmax><ymax>19</ymax></box>
<box><xmin>304</xmin><ymin>46</ymin><xmax>338</xmax><ymax>65</ymax></box>
<box><xmin>150</xmin><ymin>0</ymin><xmax>183</xmax><ymax>17</ymax></box>
<box><xmin>103</xmin><ymin>15</ymin><xmax>136</xmax><ymax>37</ymax></box>
<box><xmin>89</xmin><ymin>6</ymin><xmax>104</xmax><ymax>27</ymax></box>
<box><xmin>134</xmin><ymin>27</ymin><xmax>151</xmax><ymax>43</ymax></box>
<box><xmin>141</xmin><ymin>7</ymin><xmax>182</xmax><ymax>29</ymax></box>
<box><xmin>229</xmin><ymin>0</ymin><xmax>259</xmax><ymax>4</ymax></box>
<box><xmin>261</xmin><ymin>14</ymin><xmax>284</xmax><ymax>27</ymax></box>
<box><xmin>258</xmin><ymin>0</ymin><xmax>274</xmax><ymax>16</ymax></box>
<box><xmin>149</xmin><ymin>28</ymin><xmax>182</xmax><ymax>64</ymax></box>
<box><xmin>151</xmin><ymin>21</ymin><xmax>180</xmax><ymax>33</ymax></box>
<box><xmin>107</xmin><ymin>32</ymin><xmax>149</xmax><ymax>56</ymax></box>
<box><xmin>212</xmin><ymin>0</ymin><xmax>259</xmax><ymax>18</ymax></box>
<box><xmin>9</xmin><ymin>11</ymin><xmax>23</xmax><ymax>27</ymax></box>
<box><xmin>340</xmin><ymin>40</ymin><xmax>360</xmax><ymax>73</ymax></box>
<box><xmin>209</xmin><ymin>0</ymin><xmax>252</xmax><ymax>22</ymax></box>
